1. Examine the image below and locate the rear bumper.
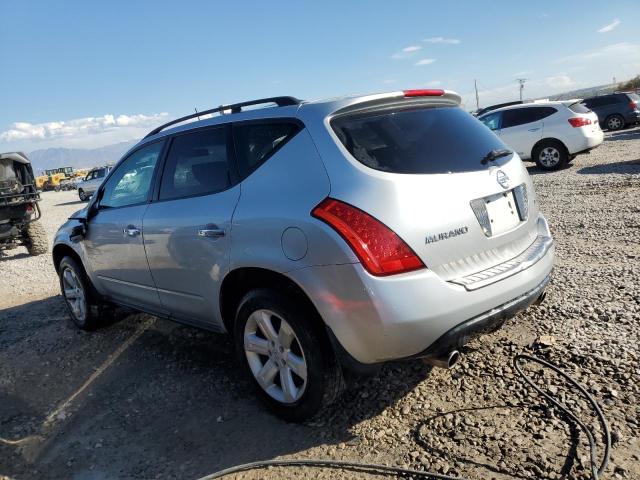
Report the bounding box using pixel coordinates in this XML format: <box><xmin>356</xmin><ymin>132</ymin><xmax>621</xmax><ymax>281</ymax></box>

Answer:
<box><xmin>289</xmin><ymin>214</ymin><xmax>555</xmax><ymax>364</ymax></box>
<box><xmin>624</xmin><ymin>110</ymin><xmax>640</xmax><ymax>123</ymax></box>
<box><xmin>566</xmin><ymin>128</ymin><xmax>604</xmax><ymax>155</ymax></box>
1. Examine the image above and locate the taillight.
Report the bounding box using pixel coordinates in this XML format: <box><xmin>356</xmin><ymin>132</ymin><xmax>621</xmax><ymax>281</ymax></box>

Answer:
<box><xmin>403</xmin><ymin>89</ymin><xmax>445</xmax><ymax>97</ymax></box>
<box><xmin>630</xmin><ymin>100</ymin><xmax>638</xmax><ymax>110</ymax></box>
<box><xmin>568</xmin><ymin>117</ymin><xmax>592</xmax><ymax>128</ymax></box>
<box><xmin>25</xmin><ymin>203</ymin><xmax>34</xmax><ymax>214</ymax></box>
<box><xmin>311</xmin><ymin>198</ymin><xmax>425</xmax><ymax>276</ymax></box>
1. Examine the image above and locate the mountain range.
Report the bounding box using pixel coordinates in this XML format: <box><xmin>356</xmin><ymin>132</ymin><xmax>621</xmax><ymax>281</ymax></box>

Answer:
<box><xmin>27</xmin><ymin>139</ymin><xmax>138</xmax><ymax>174</ymax></box>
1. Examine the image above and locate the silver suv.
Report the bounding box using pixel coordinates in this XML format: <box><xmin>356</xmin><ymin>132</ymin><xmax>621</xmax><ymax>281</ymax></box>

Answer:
<box><xmin>77</xmin><ymin>166</ymin><xmax>112</xmax><ymax>201</ymax></box>
<box><xmin>53</xmin><ymin>91</ymin><xmax>554</xmax><ymax>421</ymax></box>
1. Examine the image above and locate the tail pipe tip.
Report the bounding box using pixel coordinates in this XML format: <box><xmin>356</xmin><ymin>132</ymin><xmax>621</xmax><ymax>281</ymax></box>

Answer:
<box><xmin>423</xmin><ymin>350</ymin><xmax>460</xmax><ymax>369</ymax></box>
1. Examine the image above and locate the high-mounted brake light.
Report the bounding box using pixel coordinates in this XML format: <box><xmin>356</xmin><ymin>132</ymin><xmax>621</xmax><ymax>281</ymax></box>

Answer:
<box><xmin>568</xmin><ymin>117</ymin><xmax>592</xmax><ymax>128</ymax></box>
<box><xmin>312</xmin><ymin>198</ymin><xmax>425</xmax><ymax>276</ymax></box>
<box><xmin>403</xmin><ymin>89</ymin><xmax>445</xmax><ymax>97</ymax></box>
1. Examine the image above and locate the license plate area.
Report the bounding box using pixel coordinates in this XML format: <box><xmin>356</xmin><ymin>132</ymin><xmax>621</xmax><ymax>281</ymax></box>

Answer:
<box><xmin>484</xmin><ymin>190</ymin><xmax>520</xmax><ymax>235</ymax></box>
<box><xmin>471</xmin><ymin>186</ymin><xmax>527</xmax><ymax>237</ymax></box>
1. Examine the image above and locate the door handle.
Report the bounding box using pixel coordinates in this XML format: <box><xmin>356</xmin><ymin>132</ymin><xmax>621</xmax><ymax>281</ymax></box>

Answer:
<box><xmin>123</xmin><ymin>226</ymin><xmax>141</xmax><ymax>237</ymax></box>
<box><xmin>198</xmin><ymin>228</ymin><xmax>225</xmax><ymax>238</ymax></box>
<box><xmin>528</xmin><ymin>128</ymin><xmax>541</xmax><ymax>132</ymax></box>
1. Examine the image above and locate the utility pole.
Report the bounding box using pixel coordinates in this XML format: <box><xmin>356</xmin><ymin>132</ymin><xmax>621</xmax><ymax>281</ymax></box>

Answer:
<box><xmin>474</xmin><ymin>79</ymin><xmax>480</xmax><ymax>110</ymax></box>
<box><xmin>516</xmin><ymin>78</ymin><xmax>527</xmax><ymax>101</ymax></box>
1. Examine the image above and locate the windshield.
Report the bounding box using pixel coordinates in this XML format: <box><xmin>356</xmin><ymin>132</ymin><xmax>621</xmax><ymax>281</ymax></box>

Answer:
<box><xmin>331</xmin><ymin>106</ymin><xmax>508</xmax><ymax>174</ymax></box>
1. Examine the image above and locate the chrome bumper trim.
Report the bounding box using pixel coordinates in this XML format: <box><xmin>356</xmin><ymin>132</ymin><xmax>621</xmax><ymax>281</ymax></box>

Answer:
<box><xmin>449</xmin><ymin>235</ymin><xmax>553</xmax><ymax>291</ymax></box>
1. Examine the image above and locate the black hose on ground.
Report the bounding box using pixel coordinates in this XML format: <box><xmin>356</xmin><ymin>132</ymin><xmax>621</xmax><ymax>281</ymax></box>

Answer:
<box><xmin>198</xmin><ymin>354</ymin><xmax>610</xmax><ymax>480</ymax></box>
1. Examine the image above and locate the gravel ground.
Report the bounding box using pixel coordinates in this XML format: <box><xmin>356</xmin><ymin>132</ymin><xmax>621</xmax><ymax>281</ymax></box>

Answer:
<box><xmin>1</xmin><ymin>126</ymin><xmax>639</xmax><ymax>480</ymax></box>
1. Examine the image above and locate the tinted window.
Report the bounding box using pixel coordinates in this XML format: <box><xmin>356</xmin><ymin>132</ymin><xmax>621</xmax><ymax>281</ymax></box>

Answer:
<box><xmin>233</xmin><ymin>122</ymin><xmax>301</xmax><ymax>177</ymax></box>
<box><xmin>569</xmin><ymin>102</ymin><xmax>591</xmax><ymax>113</ymax></box>
<box><xmin>160</xmin><ymin>128</ymin><xmax>231</xmax><ymax>201</ymax></box>
<box><xmin>502</xmin><ymin>107</ymin><xmax>556</xmax><ymax>128</ymax></box>
<box><xmin>100</xmin><ymin>142</ymin><xmax>163</xmax><ymax>208</ymax></box>
<box><xmin>331</xmin><ymin>106</ymin><xmax>507</xmax><ymax>174</ymax></box>
<box><xmin>480</xmin><ymin>111</ymin><xmax>501</xmax><ymax>130</ymax></box>
<box><xmin>95</xmin><ymin>168</ymin><xmax>106</xmax><ymax>178</ymax></box>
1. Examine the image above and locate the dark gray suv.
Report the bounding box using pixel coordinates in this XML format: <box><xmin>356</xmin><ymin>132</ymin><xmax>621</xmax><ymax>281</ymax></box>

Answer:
<box><xmin>582</xmin><ymin>92</ymin><xmax>640</xmax><ymax>131</ymax></box>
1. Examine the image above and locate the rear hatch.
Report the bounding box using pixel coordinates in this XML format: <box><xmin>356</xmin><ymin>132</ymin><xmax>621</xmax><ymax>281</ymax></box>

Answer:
<box><xmin>326</xmin><ymin>96</ymin><xmax>540</xmax><ymax>281</ymax></box>
<box><xmin>566</xmin><ymin>101</ymin><xmax>601</xmax><ymax>133</ymax></box>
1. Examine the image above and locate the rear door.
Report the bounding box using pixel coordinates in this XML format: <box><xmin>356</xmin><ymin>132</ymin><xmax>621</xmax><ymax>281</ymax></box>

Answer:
<box><xmin>498</xmin><ymin>107</ymin><xmax>546</xmax><ymax>159</ymax></box>
<box><xmin>84</xmin><ymin>141</ymin><xmax>165</xmax><ymax>310</ymax></box>
<box><xmin>142</xmin><ymin>125</ymin><xmax>239</xmax><ymax>329</ymax></box>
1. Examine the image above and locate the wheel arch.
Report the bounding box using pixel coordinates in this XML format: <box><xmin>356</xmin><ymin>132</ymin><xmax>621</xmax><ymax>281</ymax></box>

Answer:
<box><xmin>52</xmin><ymin>242</ymin><xmax>84</xmax><ymax>274</ymax></box>
<box><xmin>219</xmin><ymin>267</ymin><xmax>324</xmax><ymax>335</ymax></box>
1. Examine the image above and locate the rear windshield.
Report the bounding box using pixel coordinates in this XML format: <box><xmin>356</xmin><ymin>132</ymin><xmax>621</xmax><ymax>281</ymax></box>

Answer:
<box><xmin>569</xmin><ymin>102</ymin><xmax>591</xmax><ymax>113</ymax></box>
<box><xmin>331</xmin><ymin>106</ymin><xmax>508</xmax><ymax>174</ymax></box>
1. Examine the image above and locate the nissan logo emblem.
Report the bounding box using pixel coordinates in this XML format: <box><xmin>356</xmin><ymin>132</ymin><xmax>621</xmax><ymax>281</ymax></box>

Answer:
<box><xmin>496</xmin><ymin>170</ymin><xmax>510</xmax><ymax>189</ymax></box>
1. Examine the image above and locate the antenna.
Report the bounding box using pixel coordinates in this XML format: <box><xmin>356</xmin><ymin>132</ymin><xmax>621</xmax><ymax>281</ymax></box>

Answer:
<box><xmin>194</xmin><ymin>107</ymin><xmax>201</xmax><ymax>121</ymax></box>
<box><xmin>516</xmin><ymin>78</ymin><xmax>528</xmax><ymax>101</ymax></box>
<box><xmin>474</xmin><ymin>79</ymin><xmax>480</xmax><ymax>110</ymax></box>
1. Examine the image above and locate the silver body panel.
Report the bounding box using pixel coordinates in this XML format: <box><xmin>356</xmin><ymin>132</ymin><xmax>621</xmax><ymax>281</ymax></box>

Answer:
<box><xmin>54</xmin><ymin>90</ymin><xmax>554</xmax><ymax>364</ymax></box>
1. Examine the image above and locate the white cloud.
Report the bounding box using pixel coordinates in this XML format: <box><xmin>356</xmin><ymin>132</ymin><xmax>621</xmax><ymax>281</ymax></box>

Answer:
<box><xmin>391</xmin><ymin>45</ymin><xmax>422</xmax><ymax>59</ymax></box>
<box><xmin>556</xmin><ymin>42</ymin><xmax>639</xmax><ymax>64</ymax></box>
<box><xmin>424</xmin><ymin>37</ymin><xmax>460</xmax><ymax>45</ymax></box>
<box><xmin>598</xmin><ymin>18</ymin><xmax>621</xmax><ymax>33</ymax></box>
<box><xmin>0</xmin><ymin>112</ymin><xmax>169</xmax><ymax>149</ymax></box>
<box><xmin>545</xmin><ymin>75</ymin><xmax>574</xmax><ymax>88</ymax></box>
<box><xmin>424</xmin><ymin>80</ymin><xmax>443</xmax><ymax>87</ymax></box>
<box><xmin>414</xmin><ymin>58</ymin><xmax>436</xmax><ymax>66</ymax></box>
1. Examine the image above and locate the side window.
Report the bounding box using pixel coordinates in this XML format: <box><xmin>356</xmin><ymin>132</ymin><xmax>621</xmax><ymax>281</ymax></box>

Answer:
<box><xmin>85</xmin><ymin>171</ymin><xmax>94</xmax><ymax>181</ymax></box>
<box><xmin>501</xmin><ymin>108</ymin><xmax>529</xmax><ymax>129</ymax></box>
<box><xmin>159</xmin><ymin>127</ymin><xmax>231</xmax><ymax>201</ymax></box>
<box><xmin>100</xmin><ymin>141</ymin><xmax>163</xmax><ymax>209</ymax></box>
<box><xmin>233</xmin><ymin>121</ymin><xmax>302</xmax><ymax>178</ymax></box>
<box><xmin>531</xmin><ymin>107</ymin><xmax>557</xmax><ymax>121</ymax></box>
<box><xmin>95</xmin><ymin>168</ymin><xmax>106</xmax><ymax>179</ymax></box>
<box><xmin>479</xmin><ymin>111</ymin><xmax>501</xmax><ymax>130</ymax></box>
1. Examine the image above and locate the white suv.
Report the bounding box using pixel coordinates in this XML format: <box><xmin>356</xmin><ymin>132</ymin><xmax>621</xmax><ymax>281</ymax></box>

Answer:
<box><xmin>478</xmin><ymin>101</ymin><xmax>603</xmax><ymax>171</ymax></box>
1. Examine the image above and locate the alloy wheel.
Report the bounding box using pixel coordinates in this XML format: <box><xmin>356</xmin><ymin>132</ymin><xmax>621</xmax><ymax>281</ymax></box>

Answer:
<box><xmin>244</xmin><ymin>309</ymin><xmax>308</xmax><ymax>404</ymax></box>
<box><xmin>62</xmin><ymin>266</ymin><xmax>86</xmax><ymax>322</ymax></box>
<box><xmin>607</xmin><ymin>117</ymin><xmax>622</xmax><ymax>130</ymax></box>
<box><xmin>539</xmin><ymin>147</ymin><xmax>560</xmax><ymax>168</ymax></box>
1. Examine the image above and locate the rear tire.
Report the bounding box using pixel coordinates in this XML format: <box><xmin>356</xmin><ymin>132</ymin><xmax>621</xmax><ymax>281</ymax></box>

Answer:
<box><xmin>78</xmin><ymin>189</ymin><xmax>86</xmax><ymax>201</ymax></box>
<box><xmin>234</xmin><ymin>288</ymin><xmax>343</xmax><ymax>422</ymax></box>
<box><xmin>533</xmin><ymin>140</ymin><xmax>568</xmax><ymax>171</ymax></box>
<box><xmin>605</xmin><ymin>114</ymin><xmax>625</xmax><ymax>131</ymax></box>
<box><xmin>24</xmin><ymin>221</ymin><xmax>48</xmax><ymax>256</ymax></box>
<box><xmin>58</xmin><ymin>255</ymin><xmax>105</xmax><ymax>330</ymax></box>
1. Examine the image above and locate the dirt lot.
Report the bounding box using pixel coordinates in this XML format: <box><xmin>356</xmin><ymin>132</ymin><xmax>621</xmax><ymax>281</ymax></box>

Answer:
<box><xmin>1</xmin><ymin>127</ymin><xmax>639</xmax><ymax>480</ymax></box>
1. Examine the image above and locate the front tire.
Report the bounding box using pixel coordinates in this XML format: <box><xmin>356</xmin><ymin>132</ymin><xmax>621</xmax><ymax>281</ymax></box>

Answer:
<box><xmin>234</xmin><ymin>289</ymin><xmax>343</xmax><ymax>422</ymax></box>
<box><xmin>78</xmin><ymin>189</ymin><xmax>87</xmax><ymax>201</ymax></box>
<box><xmin>605</xmin><ymin>114</ymin><xmax>625</xmax><ymax>131</ymax></box>
<box><xmin>24</xmin><ymin>221</ymin><xmax>48</xmax><ymax>256</ymax></box>
<box><xmin>533</xmin><ymin>140</ymin><xmax>568</xmax><ymax>171</ymax></box>
<box><xmin>58</xmin><ymin>256</ymin><xmax>104</xmax><ymax>330</ymax></box>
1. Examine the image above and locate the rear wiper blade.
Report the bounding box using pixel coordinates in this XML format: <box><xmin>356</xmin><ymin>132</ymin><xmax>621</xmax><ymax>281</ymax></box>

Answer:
<box><xmin>481</xmin><ymin>148</ymin><xmax>512</xmax><ymax>165</ymax></box>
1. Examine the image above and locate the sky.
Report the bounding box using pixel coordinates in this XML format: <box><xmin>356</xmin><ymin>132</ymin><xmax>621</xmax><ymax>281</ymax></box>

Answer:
<box><xmin>1</xmin><ymin>0</ymin><xmax>639</xmax><ymax>152</ymax></box>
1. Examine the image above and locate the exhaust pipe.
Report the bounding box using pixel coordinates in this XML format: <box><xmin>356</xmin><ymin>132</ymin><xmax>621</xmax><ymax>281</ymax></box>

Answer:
<box><xmin>533</xmin><ymin>291</ymin><xmax>547</xmax><ymax>306</ymax></box>
<box><xmin>423</xmin><ymin>350</ymin><xmax>460</xmax><ymax>369</ymax></box>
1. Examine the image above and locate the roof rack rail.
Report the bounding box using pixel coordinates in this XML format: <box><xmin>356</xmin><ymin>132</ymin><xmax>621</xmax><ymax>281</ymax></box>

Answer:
<box><xmin>144</xmin><ymin>96</ymin><xmax>302</xmax><ymax>139</ymax></box>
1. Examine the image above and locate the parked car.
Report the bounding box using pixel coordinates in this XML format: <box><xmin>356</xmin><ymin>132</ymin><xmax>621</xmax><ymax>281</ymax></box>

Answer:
<box><xmin>478</xmin><ymin>101</ymin><xmax>603</xmax><ymax>171</ymax></box>
<box><xmin>77</xmin><ymin>166</ymin><xmax>111</xmax><ymax>201</ymax></box>
<box><xmin>52</xmin><ymin>91</ymin><xmax>554</xmax><ymax>421</ymax></box>
<box><xmin>581</xmin><ymin>92</ymin><xmax>640</xmax><ymax>131</ymax></box>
